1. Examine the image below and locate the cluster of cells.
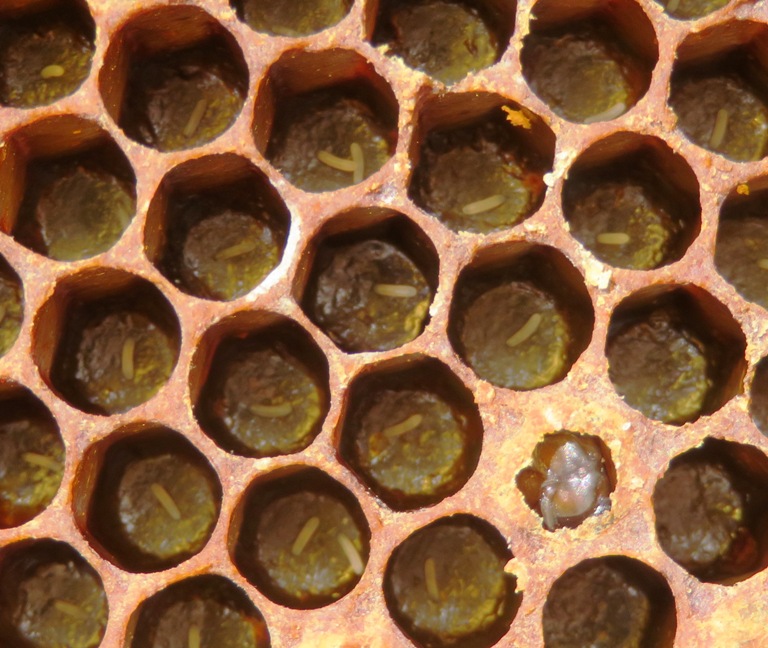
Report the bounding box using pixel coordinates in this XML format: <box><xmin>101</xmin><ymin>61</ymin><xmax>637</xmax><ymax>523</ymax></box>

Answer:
<box><xmin>0</xmin><ymin>0</ymin><xmax>768</xmax><ymax>647</ymax></box>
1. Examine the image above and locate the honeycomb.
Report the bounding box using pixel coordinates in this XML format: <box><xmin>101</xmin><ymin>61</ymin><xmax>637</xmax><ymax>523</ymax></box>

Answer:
<box><xmin>0</xmin><ymin>0</ymin><xmax>768</xmax><ymax>646</ymax></box>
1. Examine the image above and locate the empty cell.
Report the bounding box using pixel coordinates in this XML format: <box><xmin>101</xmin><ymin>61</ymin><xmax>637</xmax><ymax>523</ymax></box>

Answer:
<box><xmin>194</xmin><ymin>317</ymin><xmax>328</xmax><ymax>458</ymax></box>
<box><xmin>606</xmin><ymin>286</ymin><xmax>746</xmax><ymax>424</ymax></box>
<box><xmin>0</xmin><ymin>257</ymin><xmax>23</xmax><ymax>357</ymax></box>
<box><xmin>234</xmin><ymin>0</ymin><xmax>352</xmax><ymax>37</ymax></box>
<box><xmin>0</xmin><ymin>0</ymin><xmax>94</xmax><ymax>108</ymax></box>
<box><xmin>384</xmin><ymin>515</ymin><xmax>519</xmax><ymax>647</ymax></box>
<box><xmin>658</xmin><ymin>0</ymin><xmax>728</xmax><ymax>20</ymax></box>
<box><xmin>653</xmin><ymin>439</ymin><xmax>768</xmax><ymax>583</ymax></box>
<box><xmin>339</xmin><ymin>357</ymin><xmax>482</xmax><ymax>510</ymax></box>
<box><xmin>0</xmin><ymin>388</ymin><xmax>63</xmax><ymax>529</ymax></box>
<box><xmin>670</xmin><ymin>22</ymin><xmax>768</xmax><ymax>162</ymax></box>
<box><xmin>449</xmin><ymin>245</ymin><xmax>593</xmax><ymax>390</ymax></box>
<box><xmin>130</xmin><ymin>575</ymin><xmax>270</xmax><ymax>648</ymax></box>
<box><xmin>750</xmin><ymin>356</ymin><xmax>768</xmax><ymax>437</ymax></box>
<box><xmin>371</xmin><ymin>0</ymin><xmax>511</xmax><ymax>85</ymax></box>
<box><xmin>0</xmin><ymin>540</ymin><xmax>108</xmax><ymax>648</ymax></box>
<box><xmin>715</xmin><ymin>182</ymin><xmax>768</xmax><ymax>310</ymax></box>
<box><xmin>232</xmin><ymin>468</ymin><xmax>369</xmax><ymax>609</ymax></box>
<box><xmin>80</xmin><ymin>428</ymin><xmax>221</xmax><ymax>573</ymax></box>
<box><xmin>517</xmin><ymin>431</ymin><xmax>613</xmax><ymax>531</ymax></box>
<box><xmin>521</xmin><ymin>1</ymin><xmax>656</xmax><ymax>124</ymax></box>
<box><xmin>543</xmin><ymin>556</ymin><xmax>676</xmax><ymax>648</ymax></box>
<box><xmin>409</xmin><ymin>96</ymin><xmax>552</xmax><ymax>234</ymax></box>
<box><xmin>101</xmin><ymin>7</ymin><xmax>248</xmax><ymax>152</ymax></box>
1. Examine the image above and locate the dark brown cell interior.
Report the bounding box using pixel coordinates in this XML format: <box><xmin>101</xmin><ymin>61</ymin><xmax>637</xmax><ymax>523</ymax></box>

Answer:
<box><xmin>520</xmin><ymin>1</ymin><xmax>657</xmax><ymax>124</ymax></box>
<box><xmin>300</xmin><ymin>214</ymin><xmax>438</xmax><ymax>353</ymax></box>
<box><xmin>234</xmin><ymin>0</ymin><xmax>352</xmax><ymax>37</ymax></box>
<box><xmin>448</xmin><ymin>244</ymin><xmax>595</xmax><ymax>388</ymax></box>
<box><xmin>562</xmin><ymin>136</ymin><xmax>701</xmax><ymax>270</ymax></box>
<box><xmin>0</xmin><ymin>387</ymin><xmax>63</xmax><ymax>529</ymax></box>
<box><xmin>0</xmin><ymin>539</ymin><xmax>108</xmax><ymax>648</ymax></box>
<box><xmin>101</xmin><ymin>7</ymin><xmax>248</xmax><ymax>152</ymax></box>
<box><xmin>408</xmin><ymin>100</ymin><xmax>552</xmax><ymax>234</ymax></box>
<box><xmin>12</xmin><ymin>130</ymin><xmax>136</xmax><ymax>261</ymax></box>
<box><xmin>606</xmin><ymin>286</ymin><xmax>746</xmax><ymax>425</ymax></box>
<box><xmin>194</xmin><ymin>317</ymin><xmax>330</xmax><ymax>458</ymax></box>
<box><xmin>78</xmin><ymin>428</ymin><xmax>222</xmax><ymax>573</ymax></box>
<box><xmin>338</xmin><ymin>356</ymin><xmax>482</xmax><ymax>510</ymax></box>
<box><xmin>264</xmin><ymin>77</ymin><xmax>398</xmax><ymax>192</ymax></box>
<box><xmin>542</xmin><ymin>555</ymin><xmax>676</xmax><ymax>648</ymax></box>
<box><xmin>147</xmin><ymin>155</ymin><xmax>289</xmax><ymax>302</ymax></box>
<box><xmin>652</xmin><ymin>438</ymin><xmax>768</xmax><ymax>584</ymax></box>
<box><xmin>750</xmin><ymin>355</ymin><xmax>768</xmax><ymax>437</ymax></box>
<box><xmin>369</xmin><ymin>0</ymin><xmax>512</xmax><ymax>85</ymax></box>
<box><xmin>0</xmin><ymin>255</ymin><xmax>23</xmax><ymax>358</ymax></box>
<box><xmin>129</xmin><ymin>575</ymin><xmax>271</xmax><ymax>648</ymax></box>
<box><xmin>43</xmin><ymin>274</ymin><xmax>181</xmax><ymax>415</ymax></box>
<box><xmin>669</xmin><ymin>28</ymin><xmax>768</xmax><ymax>162</ymax></box>
<box><xmin>231</xmin><ymin>466</ymin><xmax>370</xmax><ymax>609</ymax></box>
<box><xmin>715</xmin><ymin>181</ymin><xmax>768</xmax><ymax>310</ymax></box>
<box><xmin>516</xmin><ymin>431</ymin><xmax>614</xmax><ymax>531</ymax></box>
<box><xmin>383</xmin><ymin>514</ymin><xmax>520</xmax><ymax>648</ymax></box>
<box><xmin>0</xmin><ymin>0</ymin><xmax>95</xmax><ymax>108</ymax></box>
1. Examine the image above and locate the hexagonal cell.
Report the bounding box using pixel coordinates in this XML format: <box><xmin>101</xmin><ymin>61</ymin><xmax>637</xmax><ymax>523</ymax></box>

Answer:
<box><xmin>100</xmin><ymin>6</ymin><xmax>248</xmax><ymax>152</ymax></box>
<box><xmin>669</xmin><ymin>22</ymin><xmax>768</xmax><ymax>162</ymax></box>
<box><xmin>542</xmin><ymin>556</ymin><xmax>676</xmax><ymax>648</ymax></box>
<box><xmin>74</xmin><ymin>426</ymin><xmax>221</xmax><ymax>573</ymax></box>
<box><xmin>750</xmin><ymin>356</ymin><xmax>768</xmax><ymax>437</ymax></box>
<box><xmin>255</xmin><ymin>49</ymin><xmax>398</xmax><ymax>193</ymax></box>
<box><xmin>338</xmin><ymin>356</ymin><xmax>482</xmax><ymax>510</ymax></box>
<box><xmin>33</xmin><ymin>269</ymin><xmax>181</xmax><ymax>415</ymax></box>
<box><xmin>448</xmin><ymin>243</ymin><xmax>594</xmax><ymax>390</ymax></box>
<box><xmin>657</xmin><ymin>0</ymin><xmax>728</xmax><ymax>20</ymax></box>
<box><xmin>231</xmin><ymin>466</ymin><xmax>370</xmax><ymax>609</ymax></box>
<box><xmin>0</xmin><ymin>0</ymin><xmax>94</xmax><ymax>108</ymax></box>
<box><xmin>653</xmin><ymin>438</ymin><xmax>768</xmax><ymax>584</ymax></box>
<box><xmin>516</xmin><ymin>431</ymin><xmax>614</xmax><ymax>531</ymax></box>
<box><xmin>409</xmin><ymin>93</ymin><xmax>554</xmax><ymax>234</ymax></box>
<box><xmin>193</xmin><ymin>313</ymin><xmax>330</xmax><ymax>458</ymax></box>
<box><xmin>715</xmin><ymin>179</ymin><xmax>768</xmax><ymax>310</ymax></box>
<box><xmin>129</xmin><ymin>575</ymin><xmax>270</xmax><ymax>648</ymax></box>
<box><xmin>145</xmin><ymin>154</ymin><xmax>289</xmax><ymax>301</ymax></box>
<box><xmin>0</xmin><ymin>385</ymin><xmax>63</xmax><ymax>529</ymax></box>
<box><xmin>0</xmin><ymin>539</ymin><xmax>108</xmax><ymax>648</ymax></box>
<box><xmin>562</xmin><ymin>133</ymin><xmax>701</xmax><ymax>270</ymax></box>
<box><xmin>0</xmin><ymin>255</ymin><xmax>23</xmax><ymax>357</ymax></box>
<box><xmin>0</xmin><ymin>115</ymin><xmax>137</xmax><ymax>261</ymax></box>
<box><xmin>606</xmin><ymin>285</ymin><xmax>746</xmax><ymax>425</ymax></box>
<box><xmin>384</xmin><ymin>515</ymin><xmax>520</xmax><ymax>648</ymax></box>
<box><xmin>520</xmin><ymin>0</ymin><xmax>657</xmax><ymax>124</ymax></box>
<box><xmin>368</xmin><ymin>0</ymin><xmax>515</xmax><ymax>85</ymax></box>
<box><xmin>299</xmin><ymin>210</ymin><xmax>438</xmax><ymax>353</ymax></box>
<box><xmin>234</xmin><ymin>0</ymin><xmax>352</xmax><ymax>37</ymax></box>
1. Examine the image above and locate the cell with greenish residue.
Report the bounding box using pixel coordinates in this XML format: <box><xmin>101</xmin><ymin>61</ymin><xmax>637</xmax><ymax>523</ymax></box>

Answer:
<box><xmin>350</xmin><ymin>389</ymin><xmax>474</xmax><ymax>508</ymax></box>
<box><xmin>114</xmin><ymin>454</ymin><xmax>218</xmax><ymax>564</ymax></box>
<box><xmin>378</xmin><ymin>0</ymin><xmax>499</xmax><ymax>85</ymax></box>
<box><xmin>670</xmin><ymin>75</ymin><xmax>768</xmax><ymax>162</ymax></box>
<box><xmin>309</xmin><ymin>239</ymin><xmax>432</xmax><ymax>352</ymax></box>
<box><xmin>607</xmin><ymin>309</ymin><xmax>712</xmax><ymax>424</ymax></box>
<box><xmin>238</xmin><ymin>0</ymin><xmax>352</xmax><ymax>37</ymax></box>
<box><xmin>459</xmin><ymin>281</ymin><xmax>572</xmax><ymax>390</ymax></box>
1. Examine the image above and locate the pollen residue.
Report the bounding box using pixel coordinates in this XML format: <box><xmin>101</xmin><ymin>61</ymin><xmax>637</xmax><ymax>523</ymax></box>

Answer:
<box><xmin>502</xmin><ymin>106</ymin><xmax>533</xmax><ymax>129</ymax></box>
